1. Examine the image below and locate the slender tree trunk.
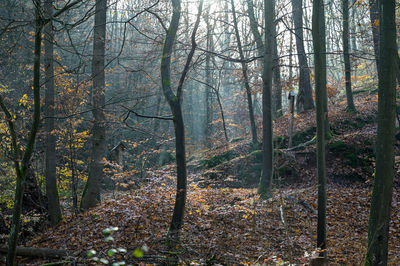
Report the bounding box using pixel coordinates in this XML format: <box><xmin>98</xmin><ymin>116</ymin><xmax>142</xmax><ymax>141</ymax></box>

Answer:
<box><xmin>231</xmin><ymin>0</ymin><xmax>258</xmax><ymax>146</ymax></box>
<box><xmin>44</xmin><ymin>0</ymin><xmax>62</xmax><ymax>226</ymax></box>
<box><xmin>5</xmin><ymin>2</ymin><xmax>43</xmax><ymax>264</ymax></box>
<box><xmin>351</xmin><ymin>5</ymin><xmax>358</xmax><ymax>81</ymax></box>
<box><xmin>80</xmin><ymin>0</ymin><xmax>107</xmax><ymax>210</ymax></box>
<box><xmin>365</xmin><ymin>0</ymin><xmax>397</xmax><ymax>264</ymax></box>
<box><xmin>259</xmin><ymin>0</ymin><xmax>273</xmax><ymax>198</ymax></box>
<box><xmin>247</xmin><ymin>0</ymin><xmax>281</xmax><ymax>119</ymax></box>
<box><xmin>369</xmin><ymin>0</ymin><xmax>380</xmax><ymax>72</ymax></box>
<box><xmin>204</xmin><ymin>8</ymin><xmax>212</xmax><ymax>147</ymax></box>
<box><xmin>312</xmin><ymin>0</ymin><xmax>327</xmax><ymax>256</ymax></box>
<box><xmin>216</xmin><ymin>90</ymin><xmax>229</xmax><ymax>142</ymax></box>
<box><xmin>161</xmin><ymin>0</ymin><xmax>203</xmax><ymax>249</ymax></box>
<box><xmin>292</xmin><ymin>0</ymin><xmax>314</xmax><ymax>113</ymax></box>
<box><xmin>342</xmin><ymin>0</ymin><xmax>356</xmax><ymax>112</ymax></box>
<box><xmin>271</xmin><ymin>0</ymin><xmax>282</xmax><ymax>118</ymax></box>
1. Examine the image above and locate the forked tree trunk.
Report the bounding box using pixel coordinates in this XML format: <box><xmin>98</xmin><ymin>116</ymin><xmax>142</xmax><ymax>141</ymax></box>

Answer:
<box><xmin>365</xmin><ymin>0</ymin><xmax>397</xmax><ymax>264</ymax></box>
<box><xmin>161</xmin><ymin>0</ymin><xmax>203</xmax><ymax>249</ymax></box>
<box><xmin>312</xmin><ymin>0</ymin><xmax>327</xmax><ymax>256</ymax></box>
<box><xmin>44</xmin><ymin>0</ymin><xmax>62</xmax><ymax>226</ymax></box>
<box><xmin>291</xmin><ymin>0</ymin><xmax>314</xmax><ymax>113</ymax></box>
<box><xmin>231</xmin><ymin>0</ymin><xmax>258</xmax><ymax>146</ymax></box>
<box><xmin>81</xmin><ymin>0</ymin><xmax>107</xmax><ymax>210</ymax></box>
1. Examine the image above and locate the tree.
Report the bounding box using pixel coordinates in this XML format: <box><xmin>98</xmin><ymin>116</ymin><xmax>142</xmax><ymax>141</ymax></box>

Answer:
<box><xmin>80</xmin><ymin>0</ymin><xmax>108</xmax><ymax>210</ymax></box>
<box><xmin>259</xmin><ymin>0</ymin><xmax>273</xmax><ymax>198</ymax></box>
<box><xmin>365</xmin><ymin>0</ymin><xmax>397</xmax><ymax>264</ymax></box>
<box><xmin>44</xmin><ymin>0</ymin><xmax>62</xmax><ymax>226</ymax></box>
<box><xmin>1</xmin><ymin>1</ymin><xmax>80</xmax><ymax>263</ymax></box>
<box><xmin>246</xmin><ymin>0</ymin><xmax>281</xmax><ymax>118</ymax></box>
<box><xmin>231</xmin><ymin>0</ymin><xmax>258</xmax><ymax>146</ymax></box>
<box><xmin>3</xmin><ymin>2</ymin><xmax>43</xmax><ymax>263</ymax></box>
<box><xmin>312</xmin><ymin>0</ymin><xmax>327</xmax><ymax>257</ymax></box>
<box><xmin>291</xmin><ymin>0</ymin><xmax>314</xmax><ymax>113</ymax></box>
<box><xmin>342</xmin><ymin>0</ymin><xmax>356</xmax><ymax>112</ymax></box>
<box><xmin>161</xmin><ymin>0</ymin><xmax>203</xmax><ymax>249</ymax></box>
<box><xmin>271</xmin><ymin>0</ymin><xmax>282</xmax><ymax>118</ymax></box>
<box><xmin>369</xmin><ymin>0</ymin><xmax>380</xmax><ymax>72</ymax></box>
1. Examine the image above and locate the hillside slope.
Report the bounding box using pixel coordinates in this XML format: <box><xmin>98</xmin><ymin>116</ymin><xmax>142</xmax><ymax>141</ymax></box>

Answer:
<box><xmin>11</xmin><ymin>93</ymin><xmax>400</xmax><ymax>265</ymax></box>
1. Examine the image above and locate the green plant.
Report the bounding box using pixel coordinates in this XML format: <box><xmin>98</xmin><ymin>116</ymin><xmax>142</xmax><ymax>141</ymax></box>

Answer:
<box><xmin>86</xmin><ymin>226</ymin><xmax>149</xmax><ymax>265</ymax></box>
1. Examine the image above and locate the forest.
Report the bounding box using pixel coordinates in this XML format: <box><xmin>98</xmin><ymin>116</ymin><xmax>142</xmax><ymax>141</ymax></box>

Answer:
<box><xmin>0</xmin><ymin>0</ymin><xmax>399</xmax><ymax>264</ymax></box>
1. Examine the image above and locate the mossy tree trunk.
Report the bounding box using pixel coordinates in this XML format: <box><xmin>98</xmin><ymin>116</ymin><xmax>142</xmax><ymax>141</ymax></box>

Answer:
<box><xmin>342</xmin><ymin>0</ymin><xmax>356</xmax><ymax>112</ymax></box>
<box><xmin>81</xmin><ymin>0</ymin><xmax>107</xmax><ymax>211</ymax></box>
<box><xmin>365</xmin><ymin>0</ymin><xmax>397</xmax><ymax>264</ymax></box>
<box><xmin>3</xmin><ymin>2</ymin><xmax>43</xmax><ymax>264</ymax></box>
<box><xmin>259</xmin><ymin>0</ymin><xmax>273</xmax><ymax>198</ymax></box>
<box><xmin>44</xmin><ymin>0</ymin><xmax>62</xmax><ymax>226</ymax></box>
<box><xmin>312</xmin><ymin>0</ymin><xmax>327</xmax><ymax>256</ymax></box>
<box><xmin>161</xmin><ymin>0</ymin><xmax>203</xmax><ymax>250</ymax></box>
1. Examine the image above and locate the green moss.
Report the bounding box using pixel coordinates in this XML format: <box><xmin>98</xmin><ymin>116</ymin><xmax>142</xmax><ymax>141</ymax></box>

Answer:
<box><xmin>329</xmin><ymin>140</ymin><xmax>373</xmax><ymax>171</ymax></box>
<box><xmin>352</xmin><ymin>88</ymin><xmax>371</xmax><ymax>95</ymax></box>
<box><xmin>200</xmin><ymin>150</ymin><xmax>236</xmax><ymax>169</ymax></box>
<box><xmin>230</xmin><ymin>137</ymin><xmax>244</xmax><ymax>143</ymax></box>
<box><xmin>249</xmin><ymin>150</ymin><xmax>263</xmax><ymax>163</ymax></box>
<box><xmin>291</xmin><ymin>127</ymin><xmax>316</xmax><ymax>147</ymax></box>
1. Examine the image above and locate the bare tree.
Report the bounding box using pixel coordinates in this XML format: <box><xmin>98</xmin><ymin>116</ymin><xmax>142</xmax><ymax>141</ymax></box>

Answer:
<box><xmin>259</xmin><ymin>0</ymin><xmax>273</xmax><ymax>198</ymax></box>
<box><xmin>44</xmin><ymin>0</ymin><xmax>62</xmax><ymax>226</ymax></box>
<box><xmin>81</xmin><ymin>0</ymin><xmax>108</xmax><ymax>210</ymax></box>
<box><xmin>161</xmin><ymin>0</ymin><xmax>203</xmax><ymax>249</ymax></box>
<box><xmin>365</xmin><ymin>0</ymin><xmax>397</xmax><ymax>263</ymax></box>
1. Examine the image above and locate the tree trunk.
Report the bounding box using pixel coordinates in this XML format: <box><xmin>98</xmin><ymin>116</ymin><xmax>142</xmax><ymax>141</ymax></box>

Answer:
<box><xmin>365</xmin><ymin>0</ymin><xmax>397</xmax><ymax>264</ymax></box>
<box><xmin>342</xmin><ymin>0</ymin><xmax>356</xmax><ymax>112</ymax></box>
<box><xmin>231</xmin><ymin>0</ymin><xmax>258</xmax><ymax>146</ymax></box>
<box><xmin>0</xmin><ymin>246</ymin><xmax>76</xmax><ymax>259</ymax></box>
<box><xmin>44</xmin><ymin>0</ymin><xmax>62</xmax><ymax>226</ymax></box>
<box><xmin>80</xmin><ymin>0</ymin><xmax>107</xmax><ymax>210</ymax></box>
<box><xmin>204</xmin><ymin>8</ymin><xmax>212</xmax><ymax>147</ymax></box>
<box><xmin>369</xmin><ymin>0</ymin><xmax>380</xmax><ymax>73</ymax></box>
<box><xmin>312</xmin><ymin>0</ymin><xmax>327</xmax><ymax>255</ymax></box>
<box><xmin>271</xmin><ymin>0</ymin><xmax>282</xmax><ymax>118</ymax></box>
<box><xmin>291</xmin><ymin>0</ymin><xmax>314</xmax><ymax>113</ymax></box>
<box><xmin>4</xmin><ymin>3</ymin><xmax>43</xmax><ymax>264</ymax></box>
<box><xmin>161</xmin><ymin>0</ymin><xmax>203</xmax><ymax>249</ymax></box>
<box><xmin>259</xmin><ymin>0</ymin><xmax>273</xmax><ymax>198</ymax></box>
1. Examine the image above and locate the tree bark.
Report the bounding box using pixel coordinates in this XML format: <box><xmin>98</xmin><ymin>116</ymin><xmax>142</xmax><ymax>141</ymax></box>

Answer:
<box><xmin>369</xmin><ymin>0</ymin><xmax>380</xmax><ymax>72</ymax></box>
<box><xmin>204</xmin><ymin>7</ymin><xmax>213</xmax><ymax>147</ymax></box>
<box><xmin>365</xmin><ymin>0</ymin><xmax>397</xmax><ymax>264</ymax></box>
<box><xmin>231</xmin><ymin>0</ymin><xmax>258</xmax><ymax>146</ymax></box>
<box><xmin>312</xmin><ymin>0</ymin><xmax>327</xmax><ymax>256</ymax></box>
<box><xmin>44</xmin><ymin>0</ymin><xmax>62</xmax><ymax>226</ymax></box>
<box><xmin>80</xmin><ymin>0</ymin><xmax>107</xmax><ymax>210</ymax></box>
<box><xmin>161</xmin><ymin>0</ymin><xmax>203</xmax><ymax>249</ymax></box>
<box><xmin>0</xmin><ymin>247</ymin><xmax>77</xmax><ymax>259</ymax></box>
<box><xmin>271</xmin><ymin>0</ymin><xmax>282</xmax><ymax>118</ymax></box>
<box><xmin>4</xmin><ymin>2</ymin><xmax>43</xmax><ymax>264</ymax></box>
<box><xmin>259</xmin><ymin>0</ymin><xmax>273</xmax><ymax>198</ymax></box>
<box><xmin>291</xmin><ymin>0</ymin><xmax>314</xmax><ymax>113</ymax></box>
<box><xmin>342</xmin><ymin>0</ymin><xmax>356</xmax><ymax>112</ymax></box>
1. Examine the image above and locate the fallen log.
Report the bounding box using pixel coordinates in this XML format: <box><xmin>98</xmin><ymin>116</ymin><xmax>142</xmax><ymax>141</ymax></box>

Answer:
<box><xmin>0</xmin><ymin>246</ymin><xmax>78</xmax><ymax>258</ymax></box>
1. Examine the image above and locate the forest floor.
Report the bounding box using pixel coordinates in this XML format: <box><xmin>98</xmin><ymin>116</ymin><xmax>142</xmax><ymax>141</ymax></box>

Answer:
<box><xmin>4</xmin><ymin>92</ymin><xmax>400</xmax><ymax>265</ymax></box>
